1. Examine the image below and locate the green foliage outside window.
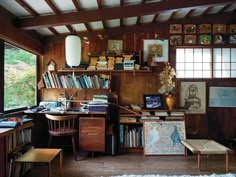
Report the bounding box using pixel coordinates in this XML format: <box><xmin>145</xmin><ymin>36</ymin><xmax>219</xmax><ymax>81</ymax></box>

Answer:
<box><xmin>4</xmin><ymin>43</ymin><xmax>37</xmax><ymax>111</ymax></box>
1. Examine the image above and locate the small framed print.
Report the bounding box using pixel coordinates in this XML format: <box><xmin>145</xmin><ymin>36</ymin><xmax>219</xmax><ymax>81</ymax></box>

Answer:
<box><xmin>169</xmin><ymin>35</ymin><xmax>182</xmax><ymax>45</ymax></box>
<box><xmin>214</xmin><ymin>34</ymin><xmax>228</xmax><ymax>44</ymax></box>
<box><xmin>229</xmin><ymin>24</ymin><xmax>236</xmax><ymax>34</ymax></box>
<box><xmin>170</xmin><ymin>24</ymin><xmax>182</xmax><ymax>34</ymax></box>
<box><xmin>229</xmin><ymin>35</ymin><xmax>236</xmax><ymax>44</ymax></box>
<box><xmin>213</xmin><ymin>24</ymin><xmax>226</xmax><ymax>34</ymax></box>
<box><xmin>184</xmin><ymin>24</ymin><xmax>196</xmax><ymax>34</ymax></box>
<box><xmin>198</xmin><ymin>24</ymin><xmax>211</xmax><ymax>33</ymax></box>
<box><xmin>199</xmin><ymin>35</ymin><xmax>212</xmax><ymax>45</ymax></box>
<box><xmin>184</xmin><ymin>35</ymin><xmax>196</xmax><ymax>45</ymax></box>
<box><xmin>107</xmin><ymin>40</ymin><xmax>123</xmax><ymax>52</ymax></box>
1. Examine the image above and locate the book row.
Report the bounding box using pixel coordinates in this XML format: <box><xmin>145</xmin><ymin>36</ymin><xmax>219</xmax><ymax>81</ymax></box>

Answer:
<box><xmin>7</xmin><ymin>128</ymin><xmax>32</xmax><ymax>153</ymax></box>
<box><xmin>42</xmin><ymin>71</ymin><xmax>111</xmax><ymax>89</ymax></box>
<box><xmin>120</xmin><ymin>125</ymin><xmax>143</xmax><ymax>147</ymax></box>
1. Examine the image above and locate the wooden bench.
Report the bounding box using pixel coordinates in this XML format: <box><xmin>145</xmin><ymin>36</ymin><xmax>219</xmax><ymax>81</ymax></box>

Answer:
<box><xmin>181</xmin><ymin>139</ymin><xmax>233</xmax><ymax>172</ymax></box>
<box><xmin>15</xmin><ymin>148</ymin><xmax>63</xmax><ymax>177</ymax></box>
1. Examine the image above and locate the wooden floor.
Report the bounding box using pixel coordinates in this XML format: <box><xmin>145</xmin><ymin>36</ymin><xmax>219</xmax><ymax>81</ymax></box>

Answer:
<box><xmin>23</xmin><ymin>150</ymin><xmax>236</xmax><ymax>177</ymax></box>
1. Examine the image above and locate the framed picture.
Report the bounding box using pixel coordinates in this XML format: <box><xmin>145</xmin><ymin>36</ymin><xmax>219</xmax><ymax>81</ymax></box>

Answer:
<box><xmin>169</xmin><ymin>35</ymin><xmax>182</xmax><ymax>45</ymax></box>
<box><xmin>213</xmin><ymin>24</ymin><xmax>226</xmax><ymax>34</ymax></box>
<box><xmin>209</xmin><ymin>87</ymin><xmax>236</xmax><ymax>107</ymax></box>
<box><xmin>184</xmin><ymin>24</ymin><xmax>196</xmax><ymax>34</ymax></box>
<box><xmin>184</xmin><ymin>35</ymin><xmax>196</xmax><ymax>45</ymax></box>
<box><xmin>169</xmin><ymin>24</ymin><xmax>182</xmax><ymax>34</ymax></box>
<box><xmin>144</xmin><ymin>121</ymin><xmax>186</xmax><ymax>155</ymax></box>
<box><xmin>213</xmin><ymin>34</ymin><xmax>228</xmax><ymax>44</ymax></box>
<box><xmin>143</xmin><ymin>39</ymin><xmax>168</xmax><ymax>62</ymax></box>
<box><xmin>180</xmin><ymin>82</ymin><xmax>206</xmax><ymax>114</ymax></box>
<box><xmin>228</xmin><ymin>24</ymin><xmax>236</xmax><ymax>34</ymax></box>
<box><xmin>107</xmin><ymin>40</ymin><xmax>123</xmax><ymax>52</ymax></box>
<box><xmin>143</xmin><ymin>94</ymin><xmax>164</xmax><ymax>110</ymax></box>
<box><xmin>198</xmin><ymin>35</ymin><xmax>212</xmax><ymax>45</ymax></box>
<box><xmin>229</xmin><ymin>35</ymin><xmax>236</xmax><ymax>44</ymax></box>
<box><xmin>198</xmin><ymin>24</ymin><xmax>211</xmax><ymax>33</ymax></box>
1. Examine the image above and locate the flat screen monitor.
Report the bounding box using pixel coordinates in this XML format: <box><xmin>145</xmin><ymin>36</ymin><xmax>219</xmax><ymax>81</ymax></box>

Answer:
<box><xmin>143</xmin><ymin>94</ymin><xmax>164</xmax><ymax>110</ymax></box>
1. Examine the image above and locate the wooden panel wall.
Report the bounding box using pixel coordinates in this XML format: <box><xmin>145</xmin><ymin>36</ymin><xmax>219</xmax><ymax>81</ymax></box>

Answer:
<box><xmin>40</xmin><ymin>29</ymin><xmax>236</xmax><ymax>143</ymax></box>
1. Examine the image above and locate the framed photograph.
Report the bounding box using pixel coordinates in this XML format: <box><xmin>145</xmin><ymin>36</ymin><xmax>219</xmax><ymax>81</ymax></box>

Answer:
<box><xmin>169</xmin><ymin>24</ymin><xmax>182</xmax><ymax>34</ymax></box>
<box><xmin>209</xmin><ymin>87</ymin><xmax>236</xmax><ymax>107</ymax></box>
<box><xmin>180</xmin><ymin>82</ymin><xmax>206</xmax><ymax>114</ymax></box>
<box><xmin>107</xmin><ymin>40</ymin><xmax>123</xmax><ymax>52</ymax></box>
<box><xmin>198</xmin><ymin>35</ymin><xmax>212</xmax><ymax>45</ymax></box>
<box><xmin>143</xmin><ymin>94</ymin><xmax>164</xmax><ymax>110</ymax></box>
<box><xmin>143</xmin><ymin>39</ymin><xmax>168</xmax><ymax>62</ymax></box>
<box><xmin>184</xmin><ymin>35</ymin><xmax>196</xmax><ymax>45</ymax></box>
<box><xmin>169</xmin><ymin>35</ymin><xmax>182</xmax><ymax>45</ymax></box>
<box><xmin>144</xmin><ymin>121</ymin><xmax>186</xmax><ymax>155</ymax></box>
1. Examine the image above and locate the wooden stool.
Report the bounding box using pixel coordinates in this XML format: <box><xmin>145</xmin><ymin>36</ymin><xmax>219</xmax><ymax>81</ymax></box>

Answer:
<box><xmin>15</xmin><ymin>148</ymin><xmax>63</xmax><ymax>177</ymax></box>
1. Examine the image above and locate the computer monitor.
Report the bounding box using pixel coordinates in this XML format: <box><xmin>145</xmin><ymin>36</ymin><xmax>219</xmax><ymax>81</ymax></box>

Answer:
<box><xmin>143</xmin><ymin>94</ymin><xmax>164</xmax><ymax>110</ymax></box>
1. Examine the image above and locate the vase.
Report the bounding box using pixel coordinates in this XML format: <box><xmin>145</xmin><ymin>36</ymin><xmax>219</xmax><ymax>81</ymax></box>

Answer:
<box><xmin>166</xmin><ymin>94</ymin><xmax>176</xmax><ymax>111</ymax></box>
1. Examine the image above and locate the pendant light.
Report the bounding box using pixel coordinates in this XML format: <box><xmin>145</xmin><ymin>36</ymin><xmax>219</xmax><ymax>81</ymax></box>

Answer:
<box><xmin>65</xmin><ymin>34</ymin><xmax>81</xmax><ymax>68</ymax></box>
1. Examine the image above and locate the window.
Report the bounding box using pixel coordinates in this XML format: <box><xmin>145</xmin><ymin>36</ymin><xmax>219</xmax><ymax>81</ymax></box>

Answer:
<box><xmin>176</xmin><ymin>47</ymin><xmax>236</xmax><ymax>79</ymax></box>
<box><xmin>4</xmin><ymin>43</ymin><xmax>37</xmax><ymax>111</ymax></box>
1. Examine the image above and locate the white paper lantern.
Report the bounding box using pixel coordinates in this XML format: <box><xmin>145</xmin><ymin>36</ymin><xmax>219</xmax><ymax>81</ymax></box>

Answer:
<box><xmin>65</xmin><ymin>34</ymin><xmax>81</xmax><ymax>67</ymax></box>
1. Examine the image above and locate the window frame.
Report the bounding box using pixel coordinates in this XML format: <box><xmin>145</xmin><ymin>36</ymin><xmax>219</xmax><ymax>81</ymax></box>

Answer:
<box><xmin>1</xmin><ymin>41</ymin><xmax>39</xmax><ymax>114</ymax></box>
<box><xmin>175</xmin><ymin>46</ymin><xmax>236</xmax><ymax>79</ymax></box>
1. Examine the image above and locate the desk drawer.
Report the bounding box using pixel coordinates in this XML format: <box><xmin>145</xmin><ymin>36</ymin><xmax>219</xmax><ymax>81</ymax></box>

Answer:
<box><xmin>79</xmin><ymin>117</ymin><xmax>105</xmax><ymax>152</ymax></box>
<box><xmin>79</xmin><ymin>132</ymin><xmax>105</xmax><ymax>152</ymax></box>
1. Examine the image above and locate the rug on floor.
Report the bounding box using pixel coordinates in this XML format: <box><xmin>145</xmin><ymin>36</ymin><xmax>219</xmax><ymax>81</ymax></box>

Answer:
<box><xmin>110</xmin><ymin>174</ymin><xmax>236</xmax><ymax>177</ymax></box>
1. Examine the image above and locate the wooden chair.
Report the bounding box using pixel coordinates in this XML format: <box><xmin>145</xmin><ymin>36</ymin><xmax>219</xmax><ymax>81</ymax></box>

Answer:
<box><xmin>45</xmin><ymin>114</ymin><xmax>78</xmax><ymax>161</ymax></box>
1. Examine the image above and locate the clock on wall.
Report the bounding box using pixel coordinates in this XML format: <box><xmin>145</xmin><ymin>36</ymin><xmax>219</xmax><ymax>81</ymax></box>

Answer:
<box><xmin>47</xmin><ymin>60</ymin><xmax>56</xmax><ymax>71</ymax></box>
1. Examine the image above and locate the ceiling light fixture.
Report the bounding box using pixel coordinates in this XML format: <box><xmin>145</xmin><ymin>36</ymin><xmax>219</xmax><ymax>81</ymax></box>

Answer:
<box><xmin>65</xmin><ymin>34</ymin><xmax>81</xmax><ymax>69</ymax></box>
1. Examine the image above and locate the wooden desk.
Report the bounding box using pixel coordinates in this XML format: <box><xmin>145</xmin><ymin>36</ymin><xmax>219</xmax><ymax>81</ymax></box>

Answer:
<box><xmin>181</xmin><ymin>139</ymin><xmax>234</xmax><ymax>172</ymax></box>
<box><xmin>15</xmin><ymin>148</ymin><xmax>63</xmax><ymax>177</ymax></box>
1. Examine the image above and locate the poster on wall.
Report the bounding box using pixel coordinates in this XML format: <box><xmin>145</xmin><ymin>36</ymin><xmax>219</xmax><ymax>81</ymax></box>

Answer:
<box><xmin>143</xmin><ymin>40</ymin><xmax>168</xmax><ymax>63</ymax></box>
<box><xmin>143</xmin><ymin>121</ymin><xmax>186</xmax><ymax>155</ymax></box>
<box><xmin>209</xmin><ymin>87</ymin><xmax>236</xmax><ymax>107</ymax></box>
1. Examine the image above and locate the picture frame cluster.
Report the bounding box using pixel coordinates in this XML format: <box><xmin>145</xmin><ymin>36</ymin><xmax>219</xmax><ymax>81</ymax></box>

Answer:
<box><xmin>169</xmin><ymin>24</ymin><xmax>236</xmax><ymax>45</ymax></box>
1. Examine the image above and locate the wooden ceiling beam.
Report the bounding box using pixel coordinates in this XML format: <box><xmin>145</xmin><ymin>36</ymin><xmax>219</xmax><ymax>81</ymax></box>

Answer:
<box><xmin>16</xmin><ymin>0</ymin><xmax>236</xmax><ymax>30</ymax></box>
<box><xmin>56</xmin><ymin>12</ymin><xmax>236</xmax><ymax>38</ymax></box>
<box><xmin>15</xmin><ymin>0</ymin><xmax>38</xmax><ymax>16</ymax></box>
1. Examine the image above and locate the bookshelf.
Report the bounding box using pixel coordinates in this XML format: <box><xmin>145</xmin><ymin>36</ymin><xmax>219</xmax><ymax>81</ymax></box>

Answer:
<box><xmin>119</xmin><ymin>109</ymin><xmax>186</xmax><ymax>154</ymax></box>
<box><xmin>0</xmin><ymin>120</ymin><xmax>33</xmax><ymax>177</ymax></box>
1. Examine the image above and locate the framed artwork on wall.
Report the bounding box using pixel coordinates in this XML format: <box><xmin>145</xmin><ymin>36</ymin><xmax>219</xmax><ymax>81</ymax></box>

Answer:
<box><xmin>184</xmin><ymin>35</ymin><xmax>196</xmax><ymax>45</ymax></box>
<box><xmin>209</xmin><ymin>87</ymin><xmax>236</xmax><ymax>107</ymax></box>
<box><xmin>169</xmin><ymin>24</ymin><xmax>182</xmax><ymax>34</ymax></box>
<box><xmin>107</xmin><ymin>40</ymin><xmax>123</xmax><ymax>53</ymax></box>
<box><xmin>198</xmin><ymin>24</ymin><xmax>211</xmax><ymax>33</ymax></box>
<box><xmin>213</xmin><ymin>24</ymin><xmax>226</xmax><ymax>34</ymax></box>
<box><xmin>198</xmin><ymin>35</ymin><xmax>212</xmax><ymax>45</ymax></box>
<box><xmin>170</xmin><ymin>35</ymin><xmax>182</xmax><ymax>45</ymax></box>
<box><xmin>184</xmin><ymin>24</ymin><xmax>196</xmax><ymax>34</ymax></box>
<box><xmin>180</xmin><ymin>81</ymin><xmax>206</xmax><ymax>114</ymax></box>
<box><xmin>143</xmin><ymin>39</ymin><xmax>168</xmax><ymax>62</ymax></box>
<box><xmin>213</xmin><ymin>34</ymin><xmax>228</xmax><ymax>44</ymax></box>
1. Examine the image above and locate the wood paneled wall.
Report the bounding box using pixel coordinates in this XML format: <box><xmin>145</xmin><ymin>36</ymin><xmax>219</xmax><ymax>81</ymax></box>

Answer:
<box><xmin>40</xmin><ymin>29</ymin><xmax>236</xmax><ymax>143</ymax></box>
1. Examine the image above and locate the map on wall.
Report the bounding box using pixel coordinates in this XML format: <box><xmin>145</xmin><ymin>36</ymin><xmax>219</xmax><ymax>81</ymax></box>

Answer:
<box><xmin>144</xmin><ymin>121</ymin><xmax>186</xmax><ymax>155</ymax></box>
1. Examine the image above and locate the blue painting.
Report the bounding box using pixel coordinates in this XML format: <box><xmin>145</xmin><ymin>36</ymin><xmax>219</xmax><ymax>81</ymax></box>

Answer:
<box><xmin>209</xmin><ymin>87</ymin><xmax>236</xmax><ymax>107</ymax></box>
